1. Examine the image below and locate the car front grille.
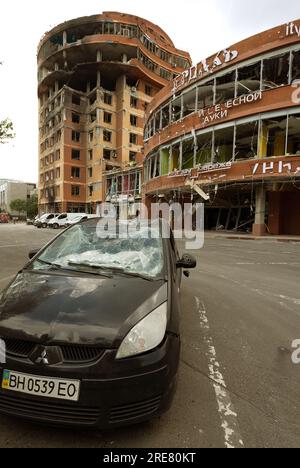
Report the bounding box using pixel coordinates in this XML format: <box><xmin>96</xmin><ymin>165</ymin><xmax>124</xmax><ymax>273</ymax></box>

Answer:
<box><xmin>1</xmin><ymin>337</ymin><xmax>104</xmax><ymax>364</ymax></box>
<box><xmin>0</xmin><ymin>392</ymin><xmax>100</xmax><ymax>426</ymax></box>
<box><xmin>109</xmin><ymin>396</ymin><xmax>162</xmax><ymax>424</ymax></box>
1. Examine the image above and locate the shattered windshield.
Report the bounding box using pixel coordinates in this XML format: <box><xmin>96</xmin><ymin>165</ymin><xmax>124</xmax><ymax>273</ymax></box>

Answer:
<box><xmin>30</xmin><ymin>220</ymin><xmax>165</xmax><ymax>279</ymax></box>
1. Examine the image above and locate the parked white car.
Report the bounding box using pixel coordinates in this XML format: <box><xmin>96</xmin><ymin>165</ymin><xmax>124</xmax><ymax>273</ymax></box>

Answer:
<box><xmin>34</xmin><ymin>213</ymin><xmax>59</xmax><ymax>228</ymax></box>
<box><xmin>48</xmin><ymin>213</ymin><xmax>87</xmax><ymax>229</ymax></box>
<box><xmin>66</xmin><ymin>214</ymin><xmax>98</xmax><ymax>227</ymax></box>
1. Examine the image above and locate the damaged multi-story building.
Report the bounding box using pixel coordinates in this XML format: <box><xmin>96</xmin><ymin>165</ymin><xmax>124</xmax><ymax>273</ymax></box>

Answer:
<box><xmin>37</xmin><ymin>12</ymin><xmax>191</xmax><ymax>214</ymax></box>
<box><xmin>144</xmin><ymin>19</ymin><xmax>300</xmax><ymax>236</ymax></box>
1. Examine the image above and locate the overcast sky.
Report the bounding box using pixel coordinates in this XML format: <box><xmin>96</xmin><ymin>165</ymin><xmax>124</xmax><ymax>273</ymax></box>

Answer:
<box><xmin>0</xmin><ymin>0</ymin><xmax>299</xmax><ymax>182</ymax></box>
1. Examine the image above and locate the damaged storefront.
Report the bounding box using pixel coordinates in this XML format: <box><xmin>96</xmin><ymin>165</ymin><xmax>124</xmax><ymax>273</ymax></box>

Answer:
<box><xmin>143</xmin><ymin>20</ymin><xmax>300</xmax><ymax>236</ymax></box>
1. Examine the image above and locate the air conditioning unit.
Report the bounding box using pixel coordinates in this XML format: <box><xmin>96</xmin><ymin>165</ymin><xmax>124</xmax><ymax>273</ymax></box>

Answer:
<box><xmin>131</xmin><ymin>87</ymin><xmax>137</xmax><ymax>94</ymax></box>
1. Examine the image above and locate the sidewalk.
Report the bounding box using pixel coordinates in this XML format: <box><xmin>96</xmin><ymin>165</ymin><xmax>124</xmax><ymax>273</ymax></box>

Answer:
<box><xmin>203</xmin><ymin>231</ymin><xmax>300</xmax><ymax>243</ymax></box>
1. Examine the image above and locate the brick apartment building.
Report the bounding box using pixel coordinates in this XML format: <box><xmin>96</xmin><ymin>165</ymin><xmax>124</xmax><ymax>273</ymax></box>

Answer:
<box><xmin>37</xmin><ymin>11</ymin><xmax>191</xmax><ymax>214</ymax></box>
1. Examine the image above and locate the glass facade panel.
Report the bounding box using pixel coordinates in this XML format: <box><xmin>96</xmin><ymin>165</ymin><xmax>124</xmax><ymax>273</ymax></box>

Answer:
<box><xmin>182</xmin><ymin>89</ymin><xmax>197</xmax><ymax>118</ymax></box>
<box><xmin>259</xmin><ymin>116</ymin><xmax>287</xmax><ymax>157</ymax></box>
<box><xmin>213</xmin><ymin>126</ymin><xmax>234</xmax><ymax>163</ymax></box>
<box><xmin>196</xmin><ymin>131</ymin><xmax>212</xmax><ymax>166</ymax></box>
<box><xmin>182</xmin><ymin>138</ymin><xmax>195</xmax><ymax>169</ymax></box>
<box><xmin>262</xmin><ymin>53</ymin><xmax>290</xmax><ymax>89</ymax></box>
<box><xmin>292</xmin><ymin>50</ymin><xmax>300</xmax><ymax>83</ymax></box>
<box><xmin>215</xmin><ymin>71</ymin><xmax>236</xmax><ymax>104</ymax></box>
<box><xmin>197</xmin><ymin>80</ymin><xmax>214</xmax><ymax>110</ymax></box>
<box><xmin>235</xmin><ymin>121</ymin><xmax>259</xmax><ymax>160</ymax></box>
<box><xmin>237</xmin><ymin>62</ymin><xmax>261</xmax><ymax>96</ymax></box>
<box><xmin>287</xmin><ymin>113</ymin><xmax>300</xmax><ymax>155</ymax></box>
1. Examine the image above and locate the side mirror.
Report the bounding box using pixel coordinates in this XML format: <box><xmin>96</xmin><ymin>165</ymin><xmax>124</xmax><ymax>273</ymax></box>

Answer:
<box><xmin>176</xmin><ymin>254</ymin><xmax>197</xmax><ymax>270</ymax></box>
<box><xmin>28</xmin><ymin>249</ymin><xmax>40</xmax><ymax>260</ymax></box>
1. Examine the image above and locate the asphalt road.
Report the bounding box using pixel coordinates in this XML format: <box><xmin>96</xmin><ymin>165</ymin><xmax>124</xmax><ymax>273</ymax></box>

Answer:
<box><xmin>0</xmin><ymin>224</ymin><xmax>300</xmax><ymax>448</ymax></box>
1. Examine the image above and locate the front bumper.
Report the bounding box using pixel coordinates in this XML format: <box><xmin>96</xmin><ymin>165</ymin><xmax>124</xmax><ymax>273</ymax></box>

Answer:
<box><xmin>0</xmin><ymin>335</ymin><xmax>180</xmax><ymax>428</ymax></box>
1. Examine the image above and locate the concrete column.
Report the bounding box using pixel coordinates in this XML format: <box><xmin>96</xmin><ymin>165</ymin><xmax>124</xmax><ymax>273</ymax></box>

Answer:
<box><xmin>86</xmin><ymin>81</ymin><xmax>91</xmax><ymax>93</ymax></box>
<box><xmin>63</xmin><ymin>31</ymin><xmax>67</xmax><ymax>46</ymax></box>
<box><xmin>253</xmin><ymin>185</ymin><xmax>266</xmax><ymax>236</ymax></box>
<box><xmin>97</xmin><ymin>71</ymin><xmax>101</xmax><ymax>87</ymax></box>
<box><xmin>97</xmin><ymin>50</ymin><xmax>102</xmax><ymax>62</ymax></box>
<box><xmin>121</xmin><ymin>53</ymin><xmax>128</xmax><ymax>63</ymax></box>
<box><xmin>55</xmin><ymin>80</ymin><xmax>59</xmax><ymax>93</ymax></box>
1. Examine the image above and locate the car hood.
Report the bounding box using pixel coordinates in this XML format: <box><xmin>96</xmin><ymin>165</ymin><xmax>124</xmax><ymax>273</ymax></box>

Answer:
<box><xmin>0</xmin><ymin>271</ymin><xmax>167</xmax><ymax>348</ymax></box>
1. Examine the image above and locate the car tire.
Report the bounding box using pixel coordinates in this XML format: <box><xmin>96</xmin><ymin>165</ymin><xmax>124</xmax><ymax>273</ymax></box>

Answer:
<box><xmin>53</xmin><ymin>223</ymin><xmax>59</xmax><ymax>229</ymax></box>
<box><xmin>42</xmin><ymin>223</ymin><xmax>47</xmax><ymax>228</ymax></box>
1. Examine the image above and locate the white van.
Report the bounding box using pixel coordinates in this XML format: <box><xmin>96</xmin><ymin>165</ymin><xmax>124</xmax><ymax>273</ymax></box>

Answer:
<box><xmin>34</xmin><ymin>213</ymin><xmax>60</xmax><ymax>228</ymax></box>
<box><xmin>48</xmin><ymin>213</ymin><xmax>87</xmax><ymax>229</ymax></box>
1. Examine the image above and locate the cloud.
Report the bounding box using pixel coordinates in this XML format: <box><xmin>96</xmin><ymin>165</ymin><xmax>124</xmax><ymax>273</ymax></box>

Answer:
<box><xmin>0</xmin><ymin>0</ymin><xmax>299</xmax><ymax>182</ymax></box>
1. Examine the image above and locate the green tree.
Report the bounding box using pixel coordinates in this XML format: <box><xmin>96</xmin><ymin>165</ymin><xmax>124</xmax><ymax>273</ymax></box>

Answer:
<box><xmin>0</xmin><ymin>118</ymin><xmax>15</xmax><ymax>144</ymax></box>
<box><xmin>10</xmin><ymin>199</ymin><xmax>27</xmax><ymax>217</ymax></box>
<box><xmin>26</xmin><ymin>195</ymin><xmax>38</xmax><ymax>219</ymax></box>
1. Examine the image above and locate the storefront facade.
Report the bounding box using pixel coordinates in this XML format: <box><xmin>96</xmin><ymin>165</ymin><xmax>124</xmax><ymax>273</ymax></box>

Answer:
<box><xmin>143</xmin><ymin>20</ymin><xmax>300</xmax><ymax>235</ymax></box>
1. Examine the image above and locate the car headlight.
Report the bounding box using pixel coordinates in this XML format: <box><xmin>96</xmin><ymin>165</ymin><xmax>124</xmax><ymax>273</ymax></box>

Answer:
<box><xmin>116</xmin><ymin>302</ymin><xmax>168</xmax><ymax>360</ymax></box>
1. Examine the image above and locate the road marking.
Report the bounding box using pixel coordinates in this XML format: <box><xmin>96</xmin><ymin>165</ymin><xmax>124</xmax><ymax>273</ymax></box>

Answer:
<box><xmin>195</xmin><ymin>296</ymin><xmax>244</xmax><ymax>449</ymax></box>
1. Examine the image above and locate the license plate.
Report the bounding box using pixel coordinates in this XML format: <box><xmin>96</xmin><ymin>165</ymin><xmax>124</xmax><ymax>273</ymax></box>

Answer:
<box><xmin>1</xmin><ymin>370</ymin><xmax>80</xmax><ymax>402</ymax></box>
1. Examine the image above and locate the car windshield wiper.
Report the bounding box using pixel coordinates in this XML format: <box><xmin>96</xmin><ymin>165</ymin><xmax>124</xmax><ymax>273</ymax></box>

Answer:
<box><xmin>67</xmin><ymin>262</ymin><xmax>113</xmax><ymax>278</ymax></box>
<box><xmin>35</xmin><ymin>259</ymin><xmax>62</xmax><ymax>270</ymax></box>
<box><xmin>68</xmin><ymin>262</ymin><xmax>156</xmax><ymax>282</ymax></box>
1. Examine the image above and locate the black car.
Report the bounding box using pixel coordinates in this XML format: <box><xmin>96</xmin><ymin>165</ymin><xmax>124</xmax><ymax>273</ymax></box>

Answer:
<box><xmin>0</xmin><ymin>219</ymin><xmax>196</xmax><ymax>428</ymax></box>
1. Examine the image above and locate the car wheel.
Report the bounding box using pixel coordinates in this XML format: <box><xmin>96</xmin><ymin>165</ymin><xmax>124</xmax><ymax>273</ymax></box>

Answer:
<box><xmin>53</xmin><ymin>223</ymin><xmax>59</xmax><ymax>229</ymax></box>
<box><xmin>42</xmin><ymin>223</ymin><xmax>47</xmax><ymax>228</ymax></box>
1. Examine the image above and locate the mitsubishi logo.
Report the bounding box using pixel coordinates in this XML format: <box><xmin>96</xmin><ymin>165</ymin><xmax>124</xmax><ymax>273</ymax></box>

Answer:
<box><xmin>35</xmin><ymin>349</ymin><xmax>49</xmax><ymax>365</ymax></box>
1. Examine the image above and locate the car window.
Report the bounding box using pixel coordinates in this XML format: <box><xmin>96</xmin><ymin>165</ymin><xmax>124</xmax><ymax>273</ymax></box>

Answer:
<box><xmin>31</xmin><ymin>221</ymin><xmax>165</xmax><ymax>279</ymax></box>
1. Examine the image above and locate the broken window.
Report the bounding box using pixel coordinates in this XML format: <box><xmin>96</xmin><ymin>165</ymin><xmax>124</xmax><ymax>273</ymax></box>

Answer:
<box><xmin>104</xmin><ymin>112</ymin><xmax>112</xmax><ymax>124</ymax></box>
<box><xmin>71</xmin><ymin>167</ymin><xmax>80</xmax><ymax>178</ymax></box>
<box><xmin>71</xmin><ymin>149</ymin><xmax>80</xmax><ymax>160</ymax></box>
<box><xmin>237</xmin><ymin>62</ymin><xmax>261</xmax><ymax>96</ymax></box>
<box><xmin>103</xmin><ymin>149</ymin><xmax>111</xmax><ymax>160</ymax></box>
<box><xmin>130</xmin><ymin>133</ymin><xmax>138</xmax><ymax>145</ymax></box>
<box><xmin>197</xmin><ymin>80</ymin><xmax>214</xmax><ymax>111</ymax></box>
<box><xmin>104</xmin><ymin>93</ymin><xmax>112</xmax><ymax>105</ymax></box>
<box><xmin>130</xmin><ymin>96</ymin><xmax>138</xmax><ymax>108</ymax></box>
<box><xmin>149</xmin><ymin>153</ymin><xmax>160</xmax><ymax>179</ymax></box>
<box><xmin>287</xmin><ymin>112</ymin><xmax>300</xmax><ymax>155</ymax></box>
<box><xmin>89</xmin><ymin>94</ymin><xmax>97</xmax><ymax>106</ymax></box>
<box><xmin>88</xmin><ymin>167</ymin><xmax>93</xmax><ymax>178</ymax></box>
<box><xmin>145</xmin><ymin>85</ymin><xmax>152</xmax><ymax>96</ymax></box>
<box><xmin>215</xmin><ymin>71</ymin><xmax>236</xmax><ymax>104</ymax></box>
<box><xmin>72</xmin><ymin>113</ymin><xmax>80</xmax><ymax>124</ymax></box>
<box><xmin>161</xmin><ymin>103</ymin><xmax>170</xmax><ymax>129</ymax></box>
<box><xmin>103</xmin><ymin>130</ymin><xmax>112</xmax><ymax>142</ymax></box>
<box><xmin>292</xmin><ymin>50</ymin><xmax>300</xmax><ymax>83</ymax></box>
<box><xmin>130</xmin><ymin>114</ymin><xmax>138</xmax><ymax>127</ymax></box>
<box><xmin>89</xmin><ymin>132</ymin><xmax>94</xmax><ymax>142</ymax></box>
<box><xmin>72</xmin><ymin>131</ymin><xmax>80</xmax><ymax>142</ymax></box>
<box><xmin>234</xmin><ymin>121</ymin><xmax>259</xmax><ymax>160</ymax></box>
<box><xmin>196</xmin><ymin>131</ymin><xmax>212</xmax><ymax>166</ymax></box>
<box><xmin>72</xmin><ymin>95</ymin><xmax>81</xmax><ymax>106</ymax></box>
<box><xmin>90</xmin><ymin>112</ymin><xmax>97</xmax><ymax>123</ymax></box>
<box><xmin>262</xmin><ymin>52</ymin><xmax>290</xmax><ymax>89</ymax></box>
<box><xmin>171</xmin><ymin>95</ymin><xmax>182</xmax><ymax>123</ymax></box>
<box><xmin>182</xmin><ymin>88</ymin><xmax>197</xmax><ymax>118</ymax></box>
<box><xmin>170</xmin><ymin>142</ymin><xmax>181</xmax><ymax>171</ymax></box>
<box><xmin>88</xmin><ymin>150</ymin><xmax>93</xmax><ymax>161</ymax></box>
<box><xmin>154</xmin><ymin>110</ymin><xmax>161</xmax><ymax>131</ymax></box>
<box><xmin>259</xmin><ymin>116</ymin><xmax>287</xmax><ymax>157</ymax></box>
<box><xmin>88</xmin><ymin>185</ymin><xmax>93</xmax><ymax>197</ymax></box>
<box><xmin>71</xmin><ymin>185</ymin><xmax>80</xmax><ymax>196</ymax></box>
<box><xmin>213</xmin><ymin>126</ymin><xmax>234</xmax><ymax>163</ymax></box>
<box><xmin>182</xmin><ymin>138</ymin><xmax>195</xmax><ymax>169</ymax></box>
<box><xmin>129</xmin><ymin>151</ymin><xmax>137</xmax><ymax>163</ymax></box>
